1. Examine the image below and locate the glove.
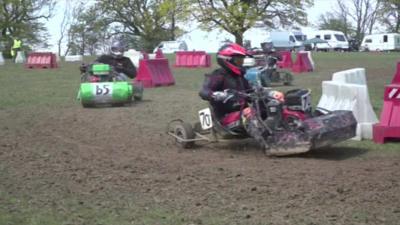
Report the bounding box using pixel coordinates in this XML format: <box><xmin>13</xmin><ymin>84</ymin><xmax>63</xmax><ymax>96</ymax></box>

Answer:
<box><xmin>211</xmin><ymin>91</ymin><xmax>228</xmax><ymax>101</ymax></box>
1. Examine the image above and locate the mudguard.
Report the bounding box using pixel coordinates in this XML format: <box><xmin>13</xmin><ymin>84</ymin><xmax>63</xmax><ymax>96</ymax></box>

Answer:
<box><xmin>266</xmin><ymin>110</ymin><xmax>357</xmax><ymax>156</ymax></box>
<box><xmin>304</xmin><ymin>110</ymin><xmax>357</xmax><ymax>149</ymax></box>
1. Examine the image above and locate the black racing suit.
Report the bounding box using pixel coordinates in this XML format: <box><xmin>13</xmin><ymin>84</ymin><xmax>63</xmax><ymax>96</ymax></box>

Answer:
<box><xmin>199</xmin><ymin>68</ymin><xmax>251</xmax><ymax>119</ymax></box>
<box><xmin>199</xmin><ymin>68</ymin><xmax>269</xmax><ymax>150</ymax></box>
<box><xmin>95</xmin><ymin>55</ymin><xmax>137</xmax><ymax>79</ymax></box>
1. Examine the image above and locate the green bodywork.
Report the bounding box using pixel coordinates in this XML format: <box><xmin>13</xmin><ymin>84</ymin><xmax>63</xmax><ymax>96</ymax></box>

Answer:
<box><xmin>79</xmin><ymin>82</ymin><xmax>133</xmax><ymax>106</ymax></box>
<box><xmin>91</xmin><ymin>64</ymin><xmax>111</xmax><ymax>75</ymax></box>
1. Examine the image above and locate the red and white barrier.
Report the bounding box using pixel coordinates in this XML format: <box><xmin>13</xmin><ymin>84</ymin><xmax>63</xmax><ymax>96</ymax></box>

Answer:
<box><xmin>135</xmin><ymin>58</ymin><xmax>175</xmax><ymax>88</ymax></box>
<box><xmin>174</xmin><ymin>51</ymin><xmax>211</xmax><ymax>68</ymax></box>
<box><xmin>373</xmin><ymin>62</ymin><xmax>400</xmax><ymax>143</ymax></box>
<box><xmin>292</xmin><ymin>52</ymin><xmax>313</xmax><ymax>73</ymax></box>
<box><xmin>299</xmin><ymin>51</ymin><xmax>315</xmax><ymax>71</ymax></box>
<box><xmin>277</xmin><ymin>51</ymin><xmax>292</xmax><ymax>69</ymax></box>
<box><xmin>25</xmin><ymin>52</ymin><xmax>58</xmax><ymax>69</ymax></box>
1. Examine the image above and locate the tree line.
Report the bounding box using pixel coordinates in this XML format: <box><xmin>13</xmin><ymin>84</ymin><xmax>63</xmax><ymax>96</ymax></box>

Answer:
<box><xmin>0</xmin><ymin>0</ymin><xmax>399</xmax><ymax>57</ymax></box>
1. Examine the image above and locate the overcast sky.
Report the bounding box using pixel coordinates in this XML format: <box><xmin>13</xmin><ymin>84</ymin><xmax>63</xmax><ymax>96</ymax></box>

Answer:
<box><xmin>44</xmin><ymin>0</ymin><xmax>334</xmax><ymax>53</ymax></box>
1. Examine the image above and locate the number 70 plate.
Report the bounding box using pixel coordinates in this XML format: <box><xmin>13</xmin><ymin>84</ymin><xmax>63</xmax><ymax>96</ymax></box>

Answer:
<box><xmin>198</xmin><ymin>108</ymin><xmax>213</xmax><ymax>130</ymax></box>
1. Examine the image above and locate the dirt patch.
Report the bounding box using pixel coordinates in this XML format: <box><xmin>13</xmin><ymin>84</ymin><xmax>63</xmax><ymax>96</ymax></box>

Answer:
<box><xmin>1</xmin><ymin>94</ymin><xmax>400</xmax><ymax>225</ymax></box>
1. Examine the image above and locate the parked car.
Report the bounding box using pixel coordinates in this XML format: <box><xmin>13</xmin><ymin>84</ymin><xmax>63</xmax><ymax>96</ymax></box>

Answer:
<box><xmin>348</xmin><ymin>38</ymin><xmax>360</xmax><ymax>52</ymax></box>
<box><xmin>360</xmin><ymin>33</ymin><xmax>400</xmax><ymax>52</ymax></box>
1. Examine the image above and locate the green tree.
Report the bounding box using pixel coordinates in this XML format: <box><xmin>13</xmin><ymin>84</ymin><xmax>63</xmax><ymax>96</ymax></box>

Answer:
<box><xmin>0</xmin><ymin>0</ymin><xmax>55</xmax><ymax>53</ymax></box>
<box><xmin>379</xmin><ymin>0</ymin><xmax>400</xmax><ymax>32</ymax></box>
<box><xmin>66</xmin><ymin>3</ymin><xmax>110</xmax><ymax>55</ymax></box>
<box><xmin>193</xmin><ymin>0</ymin><xmax>313</xmax><ymax>45</ymax></box>
<box><xmin>317</xmin><ymin>13</ymin><xmax>355</xmax><ymax>38</ymax></box>
<box><xmin>335</xmin><ymin>0</ymin><xmax>381</xmax><ymax>44</ymax></box>
<box><xmin>97</xmin><ymin>0</ymin><xmax>191</xmax><ymax>51</ymax></box>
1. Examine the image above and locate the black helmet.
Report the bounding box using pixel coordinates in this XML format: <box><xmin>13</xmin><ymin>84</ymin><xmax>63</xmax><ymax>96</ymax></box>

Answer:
<box><xmin>110</xmin><ymin>40</ymin><xmax>125</xmax><ymax>58</ymax></box>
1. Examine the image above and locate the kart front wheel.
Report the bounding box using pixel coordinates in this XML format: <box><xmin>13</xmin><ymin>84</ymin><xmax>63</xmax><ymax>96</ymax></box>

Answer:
<box><xmin>174</xmin><ymin>122</ymin><xmax>195</xmax><ymax>149</ymax></box>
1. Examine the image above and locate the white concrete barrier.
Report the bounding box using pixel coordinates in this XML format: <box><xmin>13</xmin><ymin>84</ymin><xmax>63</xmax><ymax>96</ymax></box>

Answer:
<box><xmin>15</xmin><ymin>51</ymin><xmax>26</xmax><ymax>63</ymax></box>
<box><xmin>332</xmin><ymin>68</ymin><xmax>366</xmax><ymax>85</ymax></box>
<box><xmin>0</xmin><ymin>52</ymin><xmax>4</xmax><ymax>65</ymax></box>
<box><xmin>124</xmin><ymin>49</ymin><xmax>143</xmax><ymax>68</ymax></box>
<box><xmin>317</xmin><ymin>81</ymin><xmax>340</xmax><ymax>110</ymax></box>
<box><xmin>317</xmin><ymin>68</ymin><xmax>378</xmax><ymax>140</ymax></box>
<box><xmin>65</xmin><ymin>55</ymin><xmax>83</xmax><ymax>62</ymax></box>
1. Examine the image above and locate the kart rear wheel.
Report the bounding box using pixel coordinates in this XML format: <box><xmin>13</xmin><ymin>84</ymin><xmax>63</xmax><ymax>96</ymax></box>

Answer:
<box><xmin>174</xmin><ymin>122</ymin><xmax>195</xmax><ymax>149</ymax></box>
<box><xmin>133</xmin><ymin>82</ymin><xmax>144</xmax><ymax>101</ymax></box>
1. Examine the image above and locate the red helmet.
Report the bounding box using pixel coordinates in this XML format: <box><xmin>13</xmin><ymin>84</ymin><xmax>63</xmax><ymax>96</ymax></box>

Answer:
<box><xmin>217</xmin><ymin>43</ymin><xmax>249</xmax><ymax>76</ymax></box>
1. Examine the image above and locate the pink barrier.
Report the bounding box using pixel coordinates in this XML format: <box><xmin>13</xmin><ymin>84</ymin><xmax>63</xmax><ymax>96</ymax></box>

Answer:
<box><xmin>373</xmin><ymin>62</ymin><xmax>400</xmax><ymax>143</ymax></box>
<box><xmin>174</xmin><ymin>51</ymin><xmax>211</xmax><ymax>68</ymax></box>
<box><xmin>277</xmin><ymin>51</ymin><xmax>292</xmax><ymax>69</ymax></box>
<box><xmin>135</xmin><ymin>58</ymin><xmax>175</xmax><ymax>88</ymax></box>
<box><xmin>292</xmin><ymin>52</ymin><xmax>312</xmax><ymax>73</ymax></box>
<box><xmin>25</xmin><ymin>52</ymin><xmax>58</xmax><ymax>69</ymax></box>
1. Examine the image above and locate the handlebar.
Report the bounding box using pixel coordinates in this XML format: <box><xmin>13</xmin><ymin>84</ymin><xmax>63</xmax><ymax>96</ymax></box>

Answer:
<box><xmin>222</xmin><ymin>87</ymin><xmax>276</xmax><ymax>104</ymax></box>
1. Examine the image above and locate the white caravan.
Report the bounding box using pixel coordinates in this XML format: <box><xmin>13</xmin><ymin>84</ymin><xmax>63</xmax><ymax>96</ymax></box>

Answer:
<box><xmin>307</xmin><ymin>30</ymin><xmax>349</xmax><ymax>51</ymax></box>
<box><xmin>153</xmin><ymin>41</ymin><xmax>188</xmax><ymax>53</ymax></box>
<box><xmin>360</xmin><ymin>33</ymin><xmax>400</xmax><ymax>51</ymax></box>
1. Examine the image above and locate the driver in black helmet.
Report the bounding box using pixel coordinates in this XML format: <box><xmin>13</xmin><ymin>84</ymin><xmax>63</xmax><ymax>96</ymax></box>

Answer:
<box><xmin>94</xmin><ymin>40</ymin><xmax>137</xmax><ymax>80</ymax></box>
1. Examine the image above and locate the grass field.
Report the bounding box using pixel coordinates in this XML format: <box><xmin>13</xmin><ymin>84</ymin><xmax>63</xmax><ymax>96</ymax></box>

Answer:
<box><xmin>0</xmin><ymin>52</ymin><xmax>400</xmax><ymax>225</ymax></box>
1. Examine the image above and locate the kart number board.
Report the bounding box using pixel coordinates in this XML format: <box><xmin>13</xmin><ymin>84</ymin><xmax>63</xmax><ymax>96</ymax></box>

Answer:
<box><xmin>92</xmin><ymin>83</ymin><xmax>113</xmax><ymax>102</ymax></box>
<box><xmin>199</xmin><ymin>108</ymin><xmax>213</xmax><ymax>130</ymax></box>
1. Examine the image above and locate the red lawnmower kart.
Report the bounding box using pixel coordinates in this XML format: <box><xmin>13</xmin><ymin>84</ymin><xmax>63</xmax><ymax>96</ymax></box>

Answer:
<box><xmin>167</xmin><ymin>87</ymin><xmax>357</xmax><ymax>156</ymax></box>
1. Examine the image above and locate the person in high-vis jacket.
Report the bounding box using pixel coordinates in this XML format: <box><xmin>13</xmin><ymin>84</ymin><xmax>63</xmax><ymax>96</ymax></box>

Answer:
<box><xmin>11</xmin><ymin>38</ymin><xmax>22</xmax><ymax>62</ymax></box>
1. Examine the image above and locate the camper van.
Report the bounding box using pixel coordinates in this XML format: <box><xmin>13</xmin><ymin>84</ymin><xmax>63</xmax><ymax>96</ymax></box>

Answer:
<box><xmin>243</xmin><ymin>29</ymin><xmax>305</xmax><ymax>50</ymax></box>
<box><xmin>307</xmin><ymin>30</ymin><xmax>349</xmax><ymax>51</ymax></box>
<box><xmin>360</xmin><ymin>33</ymin><xmax>400</xmax><ymax>51</ymax></box>
<box><xmin>153</xmin><ymin>41</ymin><xmax>188</xmax><ymax>53</ymax></box>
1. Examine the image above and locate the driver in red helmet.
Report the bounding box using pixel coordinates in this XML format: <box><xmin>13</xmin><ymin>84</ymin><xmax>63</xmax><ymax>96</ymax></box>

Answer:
<box><xmin>199</xmin><ymin>43</ymin><xmax>252</xmax><ymax>118</ymax></box>
<box><xmin>199</xmin><ymin>43</ymin><xmax>270</xmax><ymax>149</ymax></box>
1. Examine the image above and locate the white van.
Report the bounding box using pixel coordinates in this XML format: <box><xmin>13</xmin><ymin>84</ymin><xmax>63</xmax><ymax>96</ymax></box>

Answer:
<box><xmin>308</xmin><ymin>30</ymin><xmax>349</xmax><ymax>51</ymax></box>
<box><xmin>360</xmin><ymin>33</ymin><xmax>400</xmax><ymax>51</ymax></box>
<box><xmin>243</xmin><ymin>29</ymin><xmax>305</xmax><ymax>50</ymax></box>
<box><xmin>266</xmin><ymin>31</ymin><xmax>305</xmax><ymax>50</ymax></box>
<box><xmin>153</xmin><ymin>41</ymin><xmax>188</xmax><ymax>53</ymax></box>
